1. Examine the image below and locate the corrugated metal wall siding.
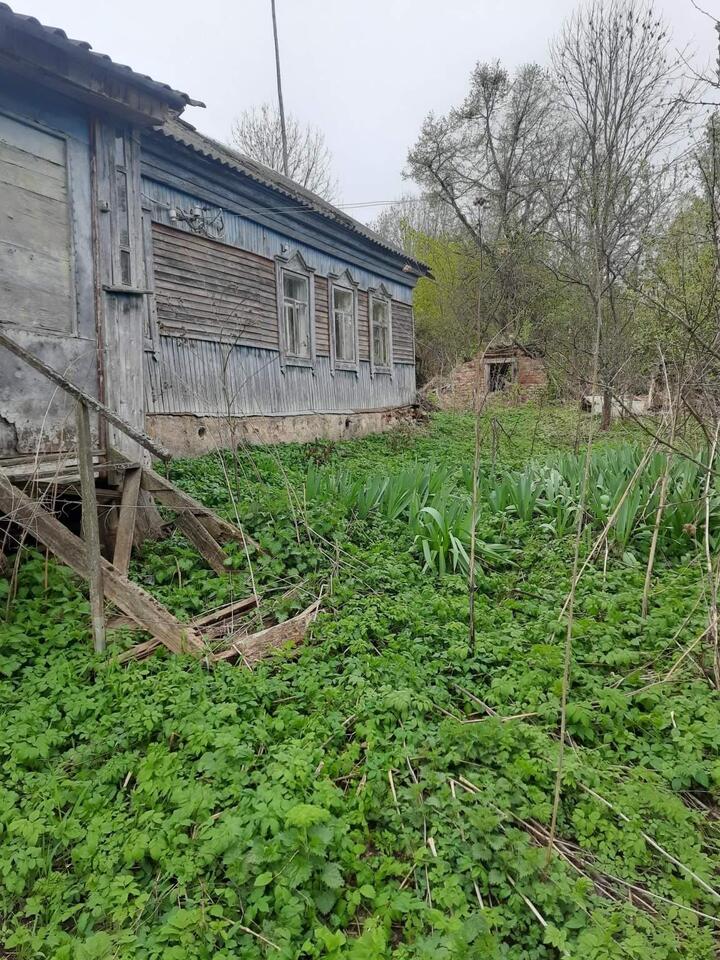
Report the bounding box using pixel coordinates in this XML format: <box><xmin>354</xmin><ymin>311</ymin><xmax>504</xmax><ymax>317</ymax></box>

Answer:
<box><xmin>145</xmin><ymin>337</ymin><xmax>415</xmax><ymax>417</ymax></box>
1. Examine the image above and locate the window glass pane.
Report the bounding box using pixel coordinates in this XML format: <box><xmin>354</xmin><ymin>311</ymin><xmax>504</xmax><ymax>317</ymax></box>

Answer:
<box><xmin>333</xmin><ymin>287</ymin><xmax>352</xmax><ymax>314</ymax></box>
<box><xmin>343</xmin><ymin>313</ymin><xmax>355</xmax><ymax>361</ymax></box>
<box><xmin>333</xmin><ymin>287</ymin><xmax>354</xmax><ymax>362</ymax></box>
<box><xmin>372</xmin><ymin>298</ymin><xmax>390</xmax><ymax>366</ymax></box>
<box><xmin>372</xmin><ymin>299</ymin><xmax>388</xmax><ymax>327</ymax></box>
<box><xmin>283</xmin><ymin>272</ymin><xmax>308</xmax><ymax>304</ymax></box>
<box><xmin>284</xmin><ymin>301</ymin><xmax>310</xmax><ymax>358</ymax></box>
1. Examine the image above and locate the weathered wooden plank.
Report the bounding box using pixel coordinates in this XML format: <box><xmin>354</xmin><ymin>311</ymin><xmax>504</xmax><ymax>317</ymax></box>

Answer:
<box><xmin>140</xmin><ymin>466</ymin><xmax>259</xmax><ymax>549</ymax></box>
<box><xmin>176</xmin><ymin>509</ymin><xmax>229</xmax><ymax>576</ymax></box>
<box><xmin>75</xmin><ymin>403</ymin><xmax>105</xmax><ymax>653</ymax></box>
<box><xmin>0</xmin><ymin>112</ymin><xmax>74</xmax><ymax>334</ymax></box>
<box><xmin>152</xmin><ymin>222</ymin><xmax>280</xmax><ymax>350</ymax></box>
<box><xmin>0</xmin><ymin>159</ymin><xmax>67</xmax><ymax>201</ymax></box>
<box><xmin>213</xmin><ymin>599</ymin><xmax>320</xmax><ymax>665</ymax></box>
<box><xmin>0</xmin><ymin>330</ymin><xmax>172</xmax><ymax>462</ymax></box>
<box><xmin>0</xmin><ymin>113</ymin><xmax>67</xmax><ymax>166</ymax></box>
<box><xmin>191</xmin><ymin>594</ymin><xmax>258</xmax><ymax>628</ymax></box>
<box><xmin>357</xmin><ymin>291</ymin><xmax>370</xmax><ymax>360</ymax></box>
<box><xmin>314</xmin><ymin>276</ymin><xmax>329</xmax><ymax>356</ymax></box>
<box><xmin>0</xmin><ymin>469</ymin><xmax>204</xmax><ymax>655</ymax></box>
<box><xmin>112</xmin><ymin>466</ymin><xmax>142</xmax><ymax>575</ymax></box>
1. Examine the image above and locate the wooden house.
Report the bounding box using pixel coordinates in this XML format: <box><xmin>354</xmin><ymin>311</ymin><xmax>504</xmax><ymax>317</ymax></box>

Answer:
<box><xmin>0</xmin><ymin>4</ymin><xmax>427</xmax><ymax>466</ymax></box>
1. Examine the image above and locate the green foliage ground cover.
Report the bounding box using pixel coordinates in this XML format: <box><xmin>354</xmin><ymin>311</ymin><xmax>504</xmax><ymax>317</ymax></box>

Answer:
<box><xmin>1</xmin><ymin>407</ymin><xmax>719</xmax><ymax>959</ymax></box>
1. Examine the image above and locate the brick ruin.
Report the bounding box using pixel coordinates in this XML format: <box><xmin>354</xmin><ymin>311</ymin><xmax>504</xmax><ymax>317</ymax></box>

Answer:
<box><xmin>428</xmin><ymin>345</ymin><xmax>547</xmax><ymax>411</ymax></box>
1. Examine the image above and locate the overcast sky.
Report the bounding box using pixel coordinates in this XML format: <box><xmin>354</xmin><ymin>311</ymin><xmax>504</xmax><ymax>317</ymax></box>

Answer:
<box><xmin>15</xmin><ymin>0</ymin><xmax>720</xmax><ymax>221</ymax></box>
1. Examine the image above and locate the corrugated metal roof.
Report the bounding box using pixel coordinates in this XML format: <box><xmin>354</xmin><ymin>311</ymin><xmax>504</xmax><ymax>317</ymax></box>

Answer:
<box><xmin>158</xmin><ymin>119</ymin><xmax>429</xmax><ymax>277</ymax></box>
<box><xmin>0</xmin><ymin>3</ymin><xmax>203</xmax><ymax>108</ymax></box>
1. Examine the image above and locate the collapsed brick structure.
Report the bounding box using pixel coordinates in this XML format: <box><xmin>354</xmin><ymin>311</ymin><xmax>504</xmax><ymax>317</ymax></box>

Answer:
<box><xmin>429</xmin><ymin>343</ymin><xmax>547</xmax><ymax>411</ymax></box>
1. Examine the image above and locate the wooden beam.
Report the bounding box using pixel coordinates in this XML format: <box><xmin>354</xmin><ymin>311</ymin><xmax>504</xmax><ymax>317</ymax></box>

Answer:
<box><xmin>115</xmin><ymin>637</ymin><xmax>165</xmax><ymax>663</ymax></box>
<box><xmin>75</xmin><ymin>403</ymin><xmax>106</xmax><ymax>653</ymax></box>
<box><xmin>0</xmin><ymin>469</ymin><xmax>204</xmax><ymax>656</ymax></box>
<box><xmin>141</xmin><ymin>466</ymin><xmax>260</xmax><ymax>549</ymax></box>
<box><xmin>191</xmin><ymin>595</ymin><xmax>258</xmax><ymax>628</ymax></box>
<box><xmin>213</xmin><ymin>600</ymin><xmax>320</xmax><ymax>665</ymax></box>
<box><xmin>112</xmin><ymin>466</ymin><xmax>142</xmax><ymax>575</ymax></box>
<box><xmin>176</xmin><ymin>510</ymin><xmax>229</xmax><ymax>576</ymax></box>
<box><xmin>0</xmin><ymin>330</ymin><xmax>171</xmax><ymax>462</ymax></box>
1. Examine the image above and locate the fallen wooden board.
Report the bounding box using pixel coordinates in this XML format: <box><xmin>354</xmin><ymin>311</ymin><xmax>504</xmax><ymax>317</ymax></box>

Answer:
<box><xmin>191</xmin><ymin>594</ymin><xmax>259</xmax><ymax>628</ymax></box>
<box><xmin>113</xmin><ymin>466</ymin><xmax>142</xmax><ymax>575</ymax></box>
<box><xmin>0</xmin><ymin>470</ymin><xmax>204</xmax><ymax>657</ymax></box>
<box><xmin>141</xmin><ymin>467</ymin><xmax>260</xmax><ymax>550</ymax></box>
<box><xmin>115</xmin><ymin>594</ymin><xmax>260</xmax><ymax>662</ymax></box>
<box><xmin>213</xmin><ymin>599</ymin><xmax>321</xmax><ymax>666</ymax></box>
<box><xmin>176</xmin><ymin>510</ymin><xmax>229</xmax><ymax>576</ymax></box>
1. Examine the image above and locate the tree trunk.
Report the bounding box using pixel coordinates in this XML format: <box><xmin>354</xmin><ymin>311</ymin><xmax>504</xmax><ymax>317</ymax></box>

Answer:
<box><xmin>601</xmin><ymin>386</ymin><xmax>612</xmax><ymax>431</ymax></box>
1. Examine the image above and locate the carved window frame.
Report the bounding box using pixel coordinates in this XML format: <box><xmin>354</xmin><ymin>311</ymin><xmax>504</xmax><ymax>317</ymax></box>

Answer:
<box><xmin>328</xmin><ymin>270</ymin><xmax>359</xmax><ymax>375</ymax></box>
<box><xmin>275</xmin><ymin>250</ymin><xmax>316</xmax><ymax>371</ymax></box>
<box><xmin>368</xmin><ymin>284</ymin><xmax>393</xmax><ymax>377</ymax></box>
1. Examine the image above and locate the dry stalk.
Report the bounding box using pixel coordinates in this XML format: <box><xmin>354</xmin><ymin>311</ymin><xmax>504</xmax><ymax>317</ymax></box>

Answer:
<box><xmin>578</xmin><ymin>783</ymin><xmax>720</xmax><ymax>902</ymax></box>
<box><xmin>468</xmin><ymin>323</ymin><xmax>512</xmax><ymax>645</ymax></box>
<box><xmin>643</xmin><ymin>361</ymin><xmax>677</xmax><ymax>619</ymax></box>
<box><xmin>703</xmin><ymin>420</ymin><xmax>720</xmax><ymax>688</ymax></box>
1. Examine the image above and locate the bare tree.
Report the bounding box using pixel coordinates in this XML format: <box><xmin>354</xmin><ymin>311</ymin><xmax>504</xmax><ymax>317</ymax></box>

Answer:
<box><xmin>230</xmin><ymin>103</ymin><xmax>339</xmax><ymax>202</ymax></box>
<box><xmin>370</xmin><ymin>193</ymin><xmax>458</xmax><ymax>255</ymax></box>
<box><xmin>406</xmin><ymin>62</ymin><xmax>569</xmax><ymax>341</ymax></box>
<box><xmin>550</xmin><ymin>0</ymin><xmax>697</xmax><ymax>427</ymax></box>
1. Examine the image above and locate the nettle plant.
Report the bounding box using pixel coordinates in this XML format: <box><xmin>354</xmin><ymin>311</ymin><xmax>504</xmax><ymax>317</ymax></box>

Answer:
<box><xmin>1</xmin><ymin>409</ymin><xmax>719</xmax><ymax>960</ymax></box>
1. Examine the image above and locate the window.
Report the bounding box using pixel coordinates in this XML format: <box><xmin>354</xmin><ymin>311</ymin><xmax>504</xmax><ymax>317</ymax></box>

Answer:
<box><xmin>370</xmin><ymin>295</ymin><xmax>392</xmax><ymax>370</ymax></box>
<box><xmin>333</xmin><ymin>287</ymin><xmax>355</xmax><ymax>363</ymax></box>
<box><xmin>114</xmin><ymin>130</ymin><xmax>132</xmax><ymax>286</ymax></box>
<box><xmin>328</xmin><ymin>273</ymin><xmax>359</xmax><ymax>373</ymax></box>
<box><xmin>486</xmin><ymin>360</ymin><xmax>515</xmax><ymax>392</ymax></box>
<box><xmin>276</xmin><ymin>252</ymin><xmax>316</xmax><ymax>368</ymax></box>
<box><xmin>282</xmin><ymin>270</ymin><xmax>311</xmax><ymax>358</ymax></box>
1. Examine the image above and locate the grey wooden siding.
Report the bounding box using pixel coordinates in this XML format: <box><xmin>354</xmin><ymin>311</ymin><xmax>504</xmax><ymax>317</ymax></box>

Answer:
<box><xmin>145</xmin><ymin>338</ymin><xmax>415</xmax><ymax>418</ymax></box>
<box><xmin>0</xmin><ymin>85</ymin><xmax>98</xmax><ymax>457</ymax></box>
<box><xmin>142</xmin><ymin>178</ymin><xmax>414</xmax><ymax>303</ymax></box>
<box><xmin>314</xmin><ymin>276</ymin><xmax>329</xmax><ymax>357</ymax></box>
<box><xmin>0</xmin><ymin>111</ymin><xmax>74</xmax><ymax>333</ymax></box>
<box><xmin>152</xmin><ymin>223</ymin><xmax>279</xmax><ymax>349</ymax></box>
<box><xmin>392</xmin><ymin>301</ymin><xmax>415</xmax><ymax>364</ymax></box>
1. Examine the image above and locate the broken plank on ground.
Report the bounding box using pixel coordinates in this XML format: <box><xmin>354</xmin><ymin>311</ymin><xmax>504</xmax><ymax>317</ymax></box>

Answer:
<box><xmin>213</xmin><ymin>599</ymin><xmax>321</xmax><ymax>666</ymax></box>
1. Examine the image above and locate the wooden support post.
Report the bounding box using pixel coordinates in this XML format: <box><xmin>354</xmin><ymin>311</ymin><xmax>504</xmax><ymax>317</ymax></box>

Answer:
<box><xmin>113</xmin><ymin>466</ymin><xmax>142</xmax><ymax>575</ymax></box>
<box><xmin>76</xmin><ymin>402</ymin><xmax>106</xmax><ymax>653</ymax></box>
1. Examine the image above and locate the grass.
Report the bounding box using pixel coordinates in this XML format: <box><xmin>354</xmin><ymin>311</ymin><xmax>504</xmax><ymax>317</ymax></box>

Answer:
<box><xmin>0</xmin><ymin>405</ymin><xmax>718</xmax><ymax>959</ymax></box>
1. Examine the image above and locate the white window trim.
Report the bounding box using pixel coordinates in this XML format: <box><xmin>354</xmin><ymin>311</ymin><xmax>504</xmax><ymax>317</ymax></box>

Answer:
<box><xmin>368</xmin><ymin>285</ymin><xmax>393</xmax><ymax>377</ymax></box>
<box><xmin>275</xmin><ymin>251</ymin><xmax>316</xmax><ymax>371</ymax></box>
<box><xmin>328</xmin><ymin>271</ymin><xmax>359</xmax><ymax>375</ymax></box>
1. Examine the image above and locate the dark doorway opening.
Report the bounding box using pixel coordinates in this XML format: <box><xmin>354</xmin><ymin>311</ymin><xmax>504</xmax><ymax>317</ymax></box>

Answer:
<box><xmin>487</xmin><ymin>361</ymin><xmax>513</xmax><ymax>392</ymax></box>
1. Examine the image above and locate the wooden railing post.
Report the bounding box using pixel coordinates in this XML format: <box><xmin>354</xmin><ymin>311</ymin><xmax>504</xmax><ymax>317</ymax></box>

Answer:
<box><xmin>75</xmin><ymin>401</ymin><xmax>106</xmax><ymax>653</ymax></box>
